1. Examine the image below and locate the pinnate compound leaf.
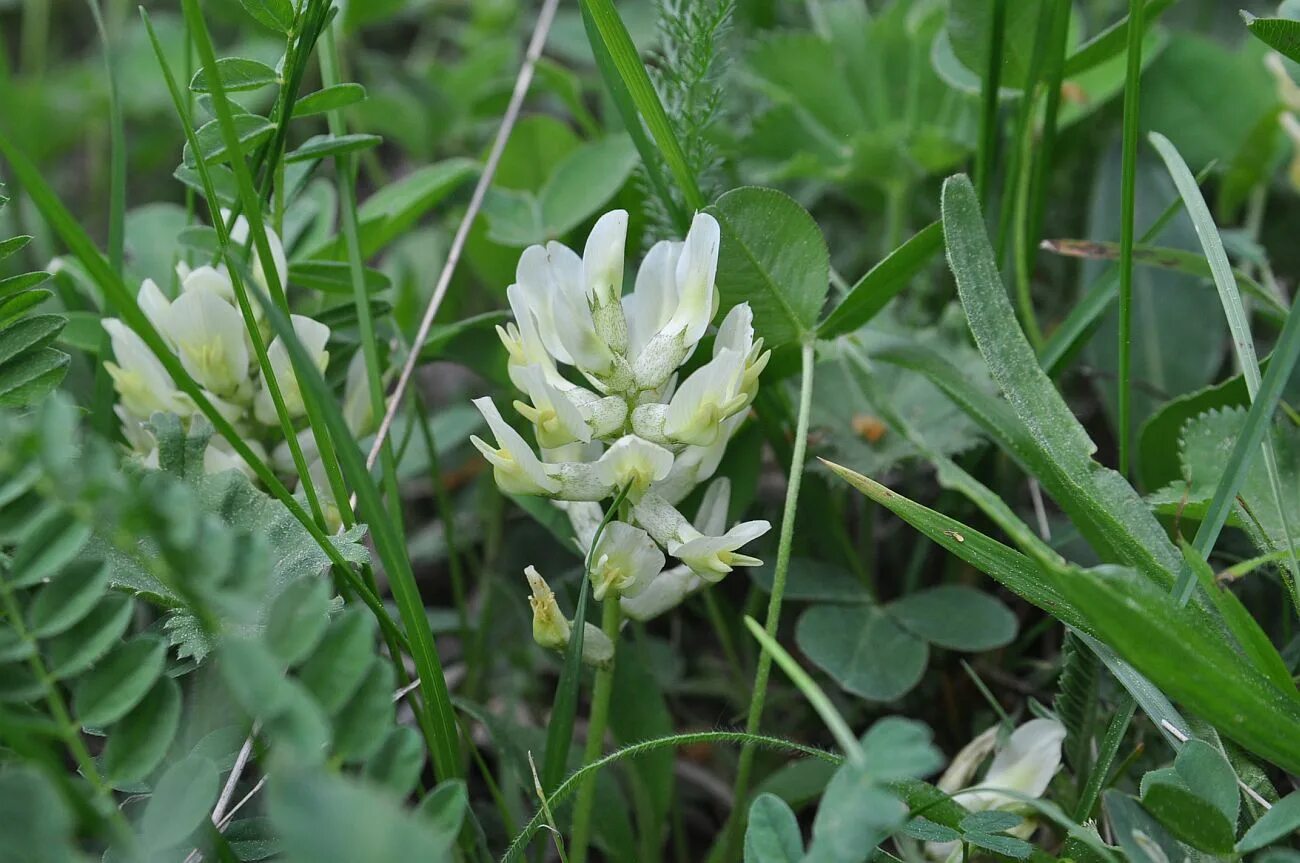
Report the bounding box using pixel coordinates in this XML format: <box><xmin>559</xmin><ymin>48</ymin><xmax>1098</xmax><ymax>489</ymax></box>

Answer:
<box><xmin>1243</xmin><ymin>13</ymin><xmax>1300</xmax><ymax>64</ymax></box>
<box><xmin>101</xmin><ymin>675</ymin><xmax>182</xmax><ymax>784</ymax></box>
<box><xmin>189</xmin><ymin>57</ymin><xmax>278</xmax><ymax>93</ymax></box>
<box><xmin>72</xmin><ymin>634</ymin><xmax>166</xmax><ymax>727</ymax></box>
<box><xmin>141</xmin><ymin>756</ymin><xmax>220</xmax><ymax>853</ymax></box>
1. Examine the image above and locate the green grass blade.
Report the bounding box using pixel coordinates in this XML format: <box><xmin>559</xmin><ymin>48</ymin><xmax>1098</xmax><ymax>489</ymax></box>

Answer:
<box><xmin>742</xmin><ymin>616</ymin><xmax>862</xmax><ymax>764</ymax></box>
<box><xmin>1148</xmin><ymin>132</ymin><xmax>1300</xmax><ymax>607</ymax></box>
<box><xmin>251</xmin><ymin>283</ymin><xmax>463</xmax><ymax>782</ymax></box>
<box><xmin>579</xmin><ymin>0</ymin><xmax>703</xmax><ymax>213</ymax></box>
<box><xmin>816</xmin><ymin>222</ymin><xmax>942</xmax><ymax>339</ymax></box>
<box><xmin>1063</xmin><ymin>0</ymin><xmax>1176</xmax><ymax>77</ymax></box>
<box><xmin>539</xmin><ymin>482</ymin><xmax>633</xmax><ymax>798</ymax></box>
<box><xmin>939</xmin><ymin>174</ymin><xmax>1181</xmax><ymax>584</ymax></box>
<box><xmin>975</xmin><ymin>0</ymin><xmax>1006</xmax><ymax>202</ymax></box>
<box><xmin>0</xmin><ymin>128</ymin><xmax>404</xmax><ymax>652</ymax></box>
<box><xmin>1116</xmin><ymin>0</ymin><xmax>1146</xmax><ymax>477</ymax></box>
<box><xmin>826</xmin><ymin>462</ymin><xmax>1300</xmax><ymax>774</ymax></box>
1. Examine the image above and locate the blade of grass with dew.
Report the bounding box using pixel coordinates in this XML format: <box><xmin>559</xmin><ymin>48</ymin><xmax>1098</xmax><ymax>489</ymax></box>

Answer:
<box><xmin>721</xmin><ymin>339</ymin><xmax>815</xmax><ymax>863</ymax></box>
<box><xmin>84</xmin><ymin>0</ymin><xmax>123</xmax><ymax>439</ymax></box>
<box><xmin>579</xmin><ymin>0</ymin><xmax>703</xmax><ymax>213</ymax></box>
<box><xmin>1149</xmin><ymin>131</ymin><xmax>1300</xmax><ymax>610</ymax></box>
<box><xmin>1116</xmin><ymin>0</ymin><xmax>1146</xmax><ymax>477</ymax></box>
<box><xmin>940</xmin><ymin>174</ymin><xmax>1182</xmax><ymax>585</ymax></box>
<box><xmin>251</xmin><ymin>282</ymin><xmax>463</xmax><ymax>782</ymax></box>
<box><xmin>1038</xmin><ymin>163</ymin><xmax>1214</xmax><ymax>376</ymax></box>
<box><xmin>540</xmin><ymin>482</ymin><xmax>633</xmax><ymax>797</ymax></box>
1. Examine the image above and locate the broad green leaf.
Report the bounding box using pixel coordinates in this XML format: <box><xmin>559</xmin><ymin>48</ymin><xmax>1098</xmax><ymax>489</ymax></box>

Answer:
<box><xmin>708</xmin><ymin>187</ymin><xmax>829</xmax><ymax>348</ymax></box>
<box><xmin>264</xmin><ymin>577</ymin><xmax>331</xmax><ymax>666</ymax></box>
<box><xmin>1243</xmin><ymin>13</ymin><xmax>1300</xmax><ymax>64</ymax></box>
<box><xmin>261</xmin><ymin>683</ymin><xmax>331</xmax><ymax>766</ymax></box>
<box><xmin>297</xmin><ymin>609</ymin><xmax>377</xmax><ymax>714</ymax></box>
<box><xmin>1238</xmin><ymin>791</ymin><xmax>1300</xmax><ymax>852</ymax></box>
<box><xmin>285</xmin><ymin>133</ymin><xmax>383</xmax><ymax>164</ymax></box>
<box><xmin>817</xmin><ymin>223</ymin><xmax>943</xmax><ymax>339</ymax></box>
<box><xmin>1141</xmin><ymin>780</ymin><xmax>1236</xmax><ymax>854</ymax></box>
<box><xmin>238</xmin><ymin>0</ymin><xmax>294</xmax><ymax>33</ymax></box>
<box><xmin>1174</xmin><ymin>739</ymin><xmax>1239</xmax><ymax>826</ymax></box>
<box><xmin>1138</xmin><ymin>366</ymin><xmax>1258</xmax><ymax>491</ymax></box>
<box><xmin>940</xmin><ymin>173</ymin><xmax>1181</xmax><ymax>583</ymax></box>
<box><xmin>73</xmin><ymin>635</ymin><xmax>166</xmax><ymax>727</ymax></box>
<box><xmin>859</xmin><ymin>717</ymin><xmax>944</xmax><ymax>781</ymax></box>
<box><xmin>888</xmin><ymin>585</ymin><xmax>1017</xmax><ymax>652</ymax></box>
<box><xmin>141</xmin><ymin>756</ymin><xmax>220</xmax><ymax>852</ymax></box>
<box><xmin>331</xmin><ymin>657</ymin><xmax>395</xmax><ymax>764</ymax></box>
<box><xmin>45</xmin><ymin>593</ymin><xmax>133</xmax><ymax>679</ymax></box>
<box><xmin>182</xmin><ymin>114</ymin><xmax>276</xmax><ymax>167</ymax></box>
<box><xmin>293</xmin><ymin>83</ymin><xmax>367</xmax><ymax>117</ymax></box>
<box><xmin>744</xmin><ymin>793</ymin><xmax>803</xmax><ymax>863</ymax></box>
<box><xmin>269</xmin><ymin>769</ymin><xmax>459</xmax><ymax>863</ymax></box>
<box><xmin>189</xmin><ymin>57</ymin><xmax>279</xmax><ymax>93</ymax></box>
<box><xmin>795</xmin><ymin>604</ymin><xmax>928</xmax><ymax>701</ymax></box>
<box><xmin>101</xmin><ymin>676</ymin><xmax>182</xmax><ymax>783</ymax></box>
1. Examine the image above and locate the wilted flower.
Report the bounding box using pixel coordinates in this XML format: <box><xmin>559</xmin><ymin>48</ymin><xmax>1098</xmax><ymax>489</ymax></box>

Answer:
<box><xmin>471</xmin><ymin>211</ymin><xmax>774</xmax><ymax>665</ymax></box>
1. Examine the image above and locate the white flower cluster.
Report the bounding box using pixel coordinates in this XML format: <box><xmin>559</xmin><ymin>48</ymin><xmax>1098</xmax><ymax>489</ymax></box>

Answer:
<box><xmin>469</xmin><ymin>210</ymin><xmax>773</xmax><ymax>663</ymax></box>
<box><xmin>101</xmin><ymin>216</ymin><xmax>372</xmax><ymax>506</ymax></box>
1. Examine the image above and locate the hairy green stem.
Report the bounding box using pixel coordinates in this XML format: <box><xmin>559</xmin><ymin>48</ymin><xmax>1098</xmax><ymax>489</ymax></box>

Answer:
<box><xmin>568</xmin><ymin>597</ymin><xmax>623</xmax><ymax>863</ymax></box>
<box><xmin>721</xmin><ymin>338</ymin><xmax>816</xmax><ymax>862</ymax></box>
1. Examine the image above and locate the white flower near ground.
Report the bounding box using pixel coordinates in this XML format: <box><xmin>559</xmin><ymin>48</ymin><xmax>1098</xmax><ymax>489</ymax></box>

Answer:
<box><xmin>524</xmin><ymin>566</ymin><xmax>614</xmax><ymax>668</ymax></box>
<box><xmin>165</xmin><ymin>278</ymin><xmax>251</xmax><ymax>399</ymax></box>
<box><xmin>671</xmin><ymin>520</ymin><xmax>771</xmax><ymax>582</ymax></box>
<box><xmin>102</xmin><ymin>318</ymin><xmax>190</xmax><ymax>419</ymax></box>
<box><xmin>469</xmin><ymin>397</ymin><xmax>561</xmax><ymax>496</ymax></box>
<box><xmin>927</xmin><ymin>718</ymin><xmax>1067</xmax><ymax>862</ymax></box>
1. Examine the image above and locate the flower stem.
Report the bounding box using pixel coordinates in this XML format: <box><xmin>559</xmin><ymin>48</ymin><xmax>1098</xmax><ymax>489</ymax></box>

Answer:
<box><xmin>721</xmin><ymin>338</ymin><xmax>816</xmax><ymax>862</ymax></box>
<box><xmin>569</xmin><ymin>597</ymin><xmax>623</xmax><ymax>863</ymax></box>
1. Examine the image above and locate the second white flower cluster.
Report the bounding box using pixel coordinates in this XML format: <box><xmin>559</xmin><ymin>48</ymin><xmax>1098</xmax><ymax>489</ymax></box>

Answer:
<box><xmin>471</xmin><ymin>210</ymin><xmax>773</xmax><ymax>660</ymax></box>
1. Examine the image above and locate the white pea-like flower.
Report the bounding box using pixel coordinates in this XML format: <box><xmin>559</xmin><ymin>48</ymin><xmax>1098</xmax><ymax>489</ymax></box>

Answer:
<box><xmin>103</xmin><ymin>318</ymin><xmax>190</xmax><ymax>419</ymax></box>
<box><xmin>253</xmin><ymin>314</ymin><xmax>331</xmax><ymax>424</ymax></box>
<box><xmin>470</xmin><ymin>397</ymin><xmax>561</xmax><ymax>496</ymax></box>
<box><xmin>589</xmin><ymin>522</ymin><xmax>664</xmax><ymax>601</ymax></box>
<box><xmin>165</xmin><ymin>278</ymin><xmax>251</xmax><ymax>398</ymax></box>
<box><xmin>671</xmin><ymin>520</ymin><xmax>772</xmax><ymax>582</ymax></box>
<box><xmin>473</xmin><ymin>209</ymin><xmax>775</xmax><ymax>641</ymax></box>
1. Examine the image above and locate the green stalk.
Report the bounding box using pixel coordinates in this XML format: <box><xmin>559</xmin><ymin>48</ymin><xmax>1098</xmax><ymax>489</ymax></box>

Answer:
<box><xmin>568</xmin><ymin>598</ymin><xmax>623</xmax><ymax>863</ymax></box>
<box><xmin>975</xmin><ymin>0</ymin><xmax>1006</xmax><ymax>202</ymax></box>
<box><xmin>1074</xmin><ymin>694</ymin><xmax>1136</xmax><ymax>821</ymax></box>
<box><xmin>413</xmin><ymin>391</ymin><xmax>471</xmax><ymax>647</ymax></box>
<box><xmin>1012</xmin><ymin>108</ymin><xmax>1044</xmax><ymax>351</ymax></box>
<box><xmin>318</xmin><ymin>24</ymin><xmax>405</xmax><ymax>540</ymax></box>
<box><xmin>1026</xmin><ymin>0</ymin><xmax>1070</xmax><ymax>269</ymax></box>
<box><xmin>1117</xmin><ymin>0</ymin><xmax>1145</xmax><ymax>475</ymax></box>
<box><xmin>20</xmin><ymin>0</ymin><xmax>48</xmax><ymax>78</ymax></box>
<box><xmin>141</xmin><ymin>9</ymin><xmax>330</xmax><ymax>533</ymax></box>
<box><xmin>85</xmin><ymin>0</ymin><xmax>124</xmax><ymax>439</ymax></box>
<box><xmin>721</xmin><ymin>339</ymin><xmax>816</xmax><ymax>863</ymax></box>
